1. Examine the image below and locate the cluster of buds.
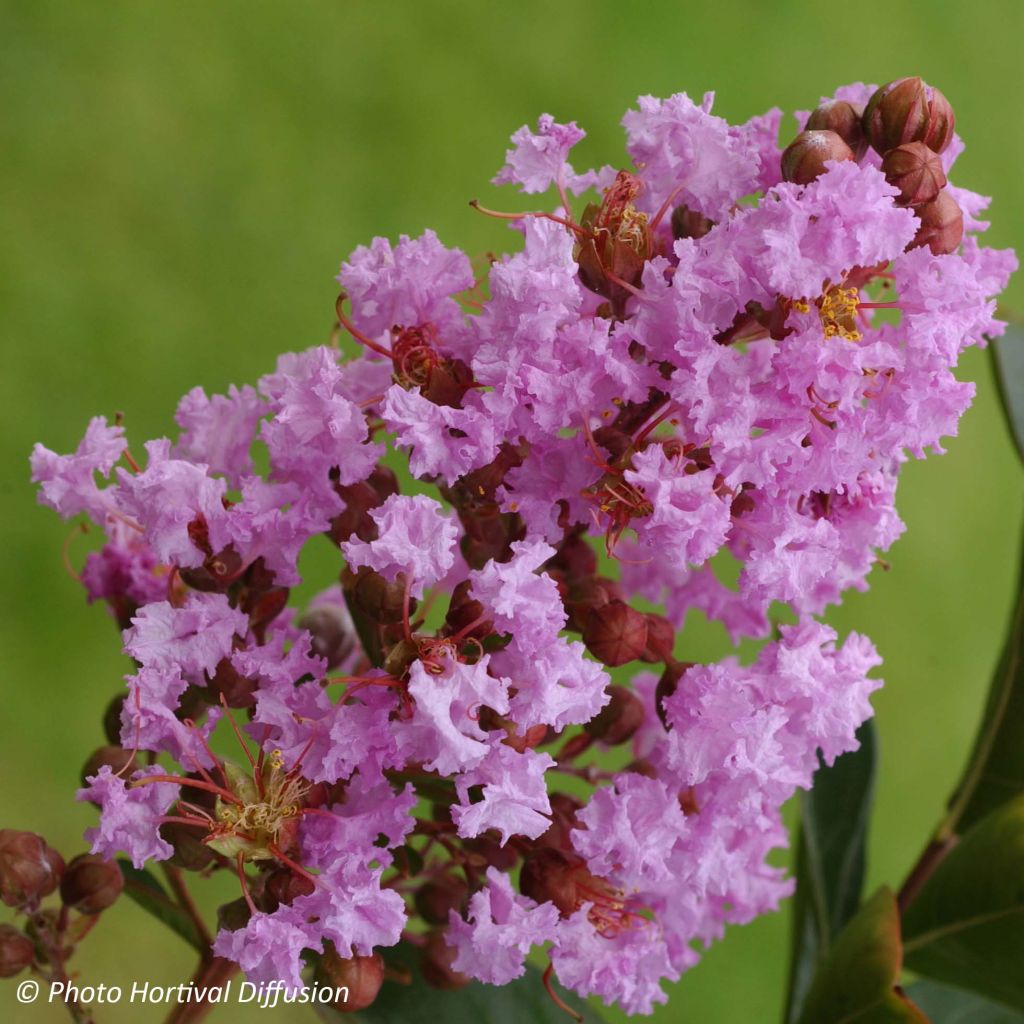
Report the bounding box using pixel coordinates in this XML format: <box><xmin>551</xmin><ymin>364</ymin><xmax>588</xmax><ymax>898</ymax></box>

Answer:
<box><xmin>0</xmin><ymin>829</ymin><xmax>122</xmax><ymax>1006</ymax></box>
<box><xmin>781</xmin><ymin>77</ymin><xmax>962</xmax><ymax>254</ymax></box>
<box><xmin>22</xmin><ymin>76</ymin><xmax>1014</xmax><ymax>1019</ymax></box>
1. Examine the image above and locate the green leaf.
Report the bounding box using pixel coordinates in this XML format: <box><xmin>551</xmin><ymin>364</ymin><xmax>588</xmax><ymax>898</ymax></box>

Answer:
<box><xmin>796</xmin><ymin>887</ymin><xmax>926</xmax><ymax>1024</ymax></box>
<box><xmin>906</xmin><ymin>980</ymin><xmax>1024</xmax><ymax>1023</ymax></box>
<box><xmin>116</xmin><ymin>858</ymin><xmax>205</xmax><ymax>953</ymax></box>
<box><xmin>902</xmin><ymin>796</ymin><xmax>1024</xmax><ymax>1012</ymax></box>
<box><xmin>316</xmin><ymin>942</ymin><xmax>605</xmax><ymax>1024</ymax></box>
<box><xmin>991</xmin><ymin>327</ymin><xmax>1024</xmax><ymax>467</ymax></box>
<box><xmin>942</xmin><ymin>527</ymin><xmax>1024</xmax><ymax>835</ymax></box>
<box><xmin>786</xmin><ymin>719</ymin><xmax>877</xmax><ymax>1022</ymax></box>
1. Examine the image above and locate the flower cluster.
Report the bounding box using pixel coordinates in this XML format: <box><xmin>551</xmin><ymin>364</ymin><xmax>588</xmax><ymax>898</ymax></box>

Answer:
<box><xmin>30</xmin><ymin>78</ymin><xmax>1014</xmax><ymax>1016</ymax></box>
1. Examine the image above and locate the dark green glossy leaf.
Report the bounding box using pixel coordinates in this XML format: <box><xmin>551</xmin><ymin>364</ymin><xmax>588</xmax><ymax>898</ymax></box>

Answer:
<box><xmin>907</xmin><ymin>980</ymin><xmax>1024</xmax><ymax>1023</ymax></box>
<box><xmin>786</xmin><ymin>720</ymin><xmax>877</xmax><ymax>1022</ymax></box>
<box><xmin>796</xmin><ymin>887</ymin><xmax>926</xmax><ymax>1024</ymax></box>
<box><xmin>903</xmin><ymin>796</ymin><xmax>1024</xmax><ymax>1012</ymax></box>
<box><xmin>116</xmin><ymin>857</ymin><xmax>204</xmax><ymax>953</ymax></box>
<box><xmin>991</xmin><ymin>327</ymin><xmax>1024</xmax><ymax>467</ymax></box>
<box><xmin>316</xmin><ymin>942</ymin><xmax>604</xmax><ymax>1024</ymax></box>
<box><xmin>943</xmin><ymin>527</ymin><xmax>1024</xmax><ymax>835</ymax></box>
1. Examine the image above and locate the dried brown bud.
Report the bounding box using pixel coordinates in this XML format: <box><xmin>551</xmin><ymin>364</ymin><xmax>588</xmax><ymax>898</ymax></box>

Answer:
<box><xmin>414</xmin><ymin>877</ymin><xmax>468</xmax><ymax>926</ymax></box>
<box><xmin>59</xmin><ymin>854</ymin><xmax>123</xmax><ymax>914</ymax></box>
<box><xmin>582</xmin><ymin>601</ymin><xmax>648</xmax><ymax>667</ymax></box>
<box><xmin>863</xmin><ymin>77</ymin><xmax>955</xmax><ymax>155</ymax></box>
<box><xmin>317</xmin><ymin>948</ymin><xmax>386</xmax><ymax>1012</ymax></box>
<box><xmin>519</xmin><ymin>848</ymin><xmax>579</xmax><ymax>916</ymax></box>
<box><xmin>298</xmin><ymin>604</ymin><xmax>357</xmax><ymax>670</ymax></box>
<box><xmin>0</xmin><ymin>924</ymin><xmax>34</xmax><ymax>978</ymax></box>
<box><xmin>670</xmin><ymin>203</ymin><xmax>715</xmax><ymax>241</ymax></box>
<box><xmin>584</xmin><ymin>684</ymin><xmax>646</xmax><ymax>745</ymax></box>
<box><xmin>419</xmin><ymin>930</ymin><xmax>470</xmax><ymax>990</ymax></box>
<box><xmin>350</xmin><ymin>567</ymin><xmax>413</xmax><ymax>624</ymax></box>
<box><xmin>160</xmin><ymin>822</ymin><xmax>215</xmax><ymax>872</ymax></box>
<box><xmin>781</xmin><ymin>130</ymin><xmax>855</xmax><ymax>185</ymax></box>
<box><xmin>806</xmin><ymin>100</ymin><xmax>867</xmax><ymax>160</ymax></box>
<box><xmin>0</xmin><ymin>831</ymin><xmax>64</xmax><ymax>908</ymax></box>
<box><xmin>911</xmin><ymin>190</ymin><xmax>964</xmax><ymax>255</ymax></box>
<box><xmin>881</xmin><ymin>141</ymin><xmax>946</xmax><ymax>207</ymax></box>
<box><xmin>81</xmin><ymin>745</ymin><xmax>136</xmax><ymax>788</ymax></box>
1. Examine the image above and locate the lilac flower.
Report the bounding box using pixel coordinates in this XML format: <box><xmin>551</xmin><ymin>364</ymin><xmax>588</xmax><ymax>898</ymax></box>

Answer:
<box><xmin>174</xmin><ymin>384</ymin><xmax>264</xmax><ymax>486</ymax></box>
<box><xmin>493</xmin><ymin>113</ymin><xmax>597</xmax><ymax>196</ymax></box>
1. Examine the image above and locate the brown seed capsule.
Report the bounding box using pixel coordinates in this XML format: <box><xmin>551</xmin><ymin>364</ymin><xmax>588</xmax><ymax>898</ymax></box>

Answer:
<box><xmin>670</xmin><ymin>203</ymin><xmax>715</xmax><ymax>241</ymax></box>
<box><xmin>419</xmin><ymin>930</ymin><xmax>470</xmax><ymax>990</ymax></box>
<box><xmin>806</xmin><ymin>100</ymin><xmax>867</xmax><ymax>160</ymax></box>
<box><xmin>519</xmin><ymin>848</ymin><xmax>579</xmax><ymax>916</ymax></box>
<box><xmin>81</xmin><ymin>745</ymin><xmax>136</xmax><ymax>788</ymax></box>
<box><xmin>781</xmin><ymin>130</ymin><xmax>855</xmax><ymax>186</ymax></box>
<box><xmin>582</xmin><ymin>601</ymin><xmax>648</xmax><ymax>667</ymax></box>
<box><xmin>0</xmin><ymin>831</ymin><xmax>64</xmax><ymax>908</ymax></box>
<box><xmin>0</xmin><ymin>924</ymin><xmax>34</xmax><ymax>978</ymax></box>
<box><xmin>59</xmin><ymin>854</ymin><xmax>123</xmax><ymax>914</ymax></box>
<box><xmin>584</xmin><ymin>684</ymin><xmax>646</xmax><ymax>745</ymax></box>
<box><xmin>881</xmin><ymin>141</ymin><xmax>947</xmax><ymax>207</ymax></box>
<box><xmin>297</xmin><ymin>604</ymin><xmax>357</xmax><ymax>670</ymax></box>
<box><xmin>910</xmin><ymin>190</ymin><xmax>964</xmax><ymax>255</ymax></box>
<box><xmin>414</xmin><ymin>877</ymin><xmax>468</xmax><ymax>926</ymax></box>
<box><xmin>316</xmin><ymin>948</ymin><xmax>386</xmax><ymax>1012</ymax></box>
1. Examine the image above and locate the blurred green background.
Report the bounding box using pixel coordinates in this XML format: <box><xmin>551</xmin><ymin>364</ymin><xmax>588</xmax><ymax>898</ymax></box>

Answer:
<box><xmin>2</xmin><ymin>1</ymin><xmax>1023</xmax><ymax>1020</ymax></box>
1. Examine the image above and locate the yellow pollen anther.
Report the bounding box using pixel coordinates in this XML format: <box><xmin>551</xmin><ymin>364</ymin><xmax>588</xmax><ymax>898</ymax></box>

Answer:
<box><xmin>818</xmin><ymin>286</ymin><xmax>862</xmax><ymax>342</ymax></box>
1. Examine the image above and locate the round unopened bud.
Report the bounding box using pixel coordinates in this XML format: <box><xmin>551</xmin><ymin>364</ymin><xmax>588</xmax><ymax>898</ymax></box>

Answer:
<box><xmin>806</xmin><ymin>100</ymin><xmax>867</xmax><ymax>159</ymax></box>
<box><xmin>316</xmin><ymin>948</ymin><xmax>385</xmax><ymax>1012</ymax></box>
<box><xmin>81</xmin><ymin>745</ymin><xmax>135</xmax><ymax>788</ymax></box>
<box><xmin>0</xmin><ymin>924</ymin><xmax>34</xmax><ymax>978</ymax></box>
<box><xmin>414</xmin><ymin>877</ymin><xmax>468</xmax><ymax>926</ymax></box>
<box><xmin>420</xmin><ymin>930</ymin><xmax>470</xmax><ymax>990</ymax></box>
<box><xmin>863</xmin><ymin>77</ymin><xmax>929</xmax><ymax>153</ymax></box>
<box><xmin>584</xmin><ymin>685</ymin><xmax>646</xmax><ymax>745</ymax></box>
<box><xmin>540</xmin><ymin>793</ymin><xmax>583</xmax><ymax>853</ymax></box>
<box><xmin>216</xmin><ymin>897</ymin><xmax>252</xmax><ymax>933</ymax></box>
<box><xmin>670</xmin><ymin>204</ymin><xmax>715</xmax><ymax>241</ymax></box>
<box><xmin>641</xmin><ymin>613</ymin><xmax>675</xmax><ymax>663</ymax></box>
<box><xmin>0</xmin><ymin>831</ymin><xmax>64</xmax><ymax>908</ymax></box>
<box><xmin>881</xmin><ymin>141</ymin><xmax>946</xmax><ymax>207</ymax></box>
<box><xmin>519</xmin><ymin>848</ymin><xmax>578</xmax><ymax>916</ymax></box>
<box><xmin>297</xmin><ymin>605</ymin><xmax>356</xmax><ymax>670</ymax></box>
<box><xmin>655</xmin><ymin>661</ymin><xmax>694</xmax><ymax>730</ymax></box>
<box><xmin>263</xmin><ymin>868</ymin><xmax>316</xmax><ymax>911</ymax></box>
<box><xmin>205</xmin><ymin>657</ymin><xmax>256</xmax><ymax>709</ymax></box>
<box><xmin>911</xmin><ymin>190</ymin><xmax>964</xmax><ymax>255</ymax></box>
<box><xmin>921</xmin><ymin>85</ymin><xmax>955</xmax><ymax>154</ymax></box>
<box><xmin>565</xmin><ymin>576</ymin><xmax>620</xmax><ymax>633</ymax></box>
<box><xmin>582</xmin><ymin>601</ymin><xmax>648</xmax><ymax>667</ymax></box>
<box><xmin>103</xmin><ymin>693</ymin><xmax>126</xmax><ymax>746</ymax></box>
<box><xmin>59</xmin><ymin>854</ymin><xmax>123</xmax><ymax>914</ymax></box>
<box><xmin>351</xmin><ymin>568</ymin><xmax>411</xmax><ymax>624</ymax></box>
<box><xmin>160</xmin><ymin>822</ymin><xmax>215</xmax><ymax>872</ymax></box>
<box><xmin>421</xmin><ymin>358</ymin><xmax>474</xmax><ymax>408</ymax></box>
<box><xmin>461</xmin><ymin>835</ymin><xmax>519</xmax><ymax>871</ymax></box>
<box><xmin>781</xmin><ymin>130</ymin><xmax>855</xmax><ymax>185</ymax></box>
<box><xmin>546</xmin><ymin>532</ymin><xmax>598</xmax><ymax>584</ymax></box>
<box><xmin>444</xmin><ymin>580</ymin><xmax>492</xmax><ymax>641</ymax></box>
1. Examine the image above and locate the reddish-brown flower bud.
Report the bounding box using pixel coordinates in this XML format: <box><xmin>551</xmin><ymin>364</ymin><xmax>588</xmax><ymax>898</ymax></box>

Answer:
<box><xmin>81</xmin><ymin>745</ymin><xmax>136</xmax><ymax>788</ymax></box>
<box><xmin>0</xmin><ymin>925</ymin><xmax>34</xmax><ymax>978</ymax></box>
<box><xmin>382</xmin><ymin>637</ymin><xmax>419</xmax><ymax>678</ymax></box>
<box><xmin>349</xmin><ymin>567</ymin><xmax>413</xmax><ymax>624</ymax></box>
<box><xmin>297</xmin><ymin>605</ymin><xmax>357</xmax><ymax>670</ymax></box>
<box><xmin>262</xmin><ymin>867</ymin><xmax>316</xmax><ymax>912</ymax></box>
<box><xmin>103</xmin><ymin>693</ymin><xmax>126</xmax><ymax>746</ymax></box>
<box><xmin>582</xmin><ymin>601</ymin><xmax>648</xmax><ymax>667</ymax></box>
<box><xmin>419</xmin><ymin>930</ymin><xmax>470</xmax><ymax>990</ymax></box>
<box><xmin>881</xmin><ymin>141</ymin><xmax>946</xmax><ymax>207</ymax></box>
<box><xmin>444</xmin><ymin>580</ymin><xmax>492</xmax><ymax>641</ymax></box>
<box><xmin>565</xmin><ymin>576</ymin><xmax>622</xmax><ymax>633</ymax></box>
<box><xmin>0</xmin><ymin>831</ymin><xmax>64</xmax><ymax>908</ymax></box>
<box><xmin>205</xmin><ymin>657</ymin><xmax>257</xmax><ymax>709</ymax></box>
<box><xmin>546</xmin><ymin>532</ymin><xmax>598</xmax><ymax>584</ymax></box>
<box><xmin>159</xmin><ymin>822</ymin><xmax>215</xmax><ymax>872</ymax></box>
<box><xmin>461</xmin><ymin>835</ymin><xmax>519</xmax><ymax>871</ymax></box>
<box><xmin>59</xmin><ymin>854</ymin><xmax>123</xmax><ymax>914</ymax></box>
<box><xmin>414</xmin><ymin>877</ymin><xmax>468</xmax><ymax>926</ymax></box>
<box><xmin>216</xmin><ymin>896</ymin><xmax>252</xmax><ymax>933</ymax></box>
<box><xmin>910</xmin><ymin>190</ymin><xmax>964</xmax><ymax>255</ymax></box>
<box><xmin>806</xmin><ymin>100</ymin><xmax>867</xmax><ymax>160</ymax></box>
<box><xmin>538</xmin><ymin>793</ymin><xmax>583</xmax><ymax>853</ymax></box>
<box><xmin>641</xmin><ymin>613</ymin><xmax>675</xmax><ymax>663</ymax></box>
<box><xmin>317</xmin><ymin>948</ymin><xmax>386</xmax><ymax>1012</ymax></box>
<box><xmin>519</xmin><ymin>848</ymin><xmax>579</xmax><ymax>916</ymax></box>
<box><xmin>781</xmin><ymin>130</ymin><xmax>855</xmax><ymax>185</ymax></box>
<box><xmin>420</xmin><ymin>357</ymin><xmax>475</xmax><ymax>408</ymax></box>
<box><xmin>670</xmin><ymin>204</ymin><xmax>715</xmax><ymax>241</ymax></box>
<box><xmin>863</xmin><ymin>78</ymin><xmax>955</xmax><ymax>155</ymax></box>
<box><xmin>584</xmin><ymin>684</ymin><xmax>645</xmax><ymax>745</ymax></box>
